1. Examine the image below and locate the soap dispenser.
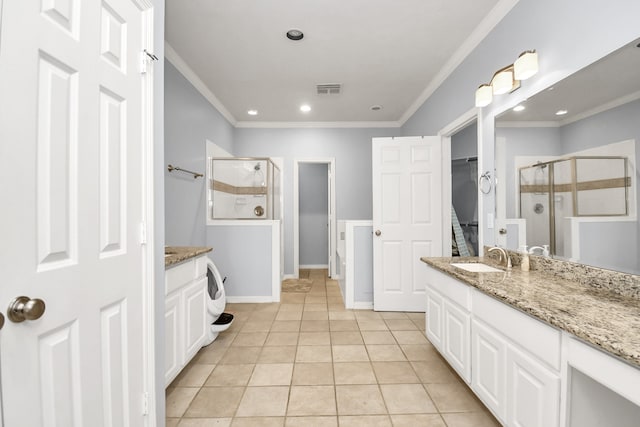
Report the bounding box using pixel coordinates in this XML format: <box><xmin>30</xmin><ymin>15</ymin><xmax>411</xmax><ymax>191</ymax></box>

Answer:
<box><xmin>519</xmin><ymin>245</ymin><xmax>530</xmax><ymax>272</ymax></box>
<box><xmin>542</xmin><ymin>245</ymin><xmax>550</xmax><ymax>257</ymax></box>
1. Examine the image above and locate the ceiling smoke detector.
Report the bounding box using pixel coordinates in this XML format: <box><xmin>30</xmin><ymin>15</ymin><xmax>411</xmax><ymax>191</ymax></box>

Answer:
<box><xmin>286</xmin><ymin>29</ymin><xmax>304</xmax><ymax>41</ymax></box>
<box><xmin>370</xmin><ymin>105</ymin><xmax>383</xmax><ymax>111</ymax></box>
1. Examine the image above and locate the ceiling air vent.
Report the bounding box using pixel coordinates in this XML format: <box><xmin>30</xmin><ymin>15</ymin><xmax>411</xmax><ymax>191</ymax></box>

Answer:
<box><xmin>316</xmin><ymin>84</ymin><xmax>342</xmax><ymax>95</ymax></box>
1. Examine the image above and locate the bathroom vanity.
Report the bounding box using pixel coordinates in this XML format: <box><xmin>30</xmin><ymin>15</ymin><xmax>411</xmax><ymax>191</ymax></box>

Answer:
<box><xmin>421</xmin><ymin>255</ymin><xmax>640</xmax><ymax>427</ymax></box>
<box><xmin>164</xmin><ymin>246</ymin><xmax>212</xmax><ymax>386</ymax></box>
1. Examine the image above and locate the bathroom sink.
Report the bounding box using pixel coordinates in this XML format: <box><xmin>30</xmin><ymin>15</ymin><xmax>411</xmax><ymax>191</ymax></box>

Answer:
<box><xmin>451</xmin><ymin>262</ymin><xmax>503</xmax><ymax>273</ymax></box>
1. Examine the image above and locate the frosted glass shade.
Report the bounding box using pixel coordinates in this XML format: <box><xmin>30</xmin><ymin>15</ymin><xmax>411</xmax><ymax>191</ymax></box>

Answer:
<box><xmin>475</xmin><ymin>84</ymin><xmax>493</xmax><ymax>107</ymax></box>
<box><xmin>492</xmin><ymin>69</ymin><xmax>514</xmax><ymax>95</ymax></box>
<box><xmin>514</xmin><ymin>51</ymin><xmax>538</xmax><ymax>80</ymax></box>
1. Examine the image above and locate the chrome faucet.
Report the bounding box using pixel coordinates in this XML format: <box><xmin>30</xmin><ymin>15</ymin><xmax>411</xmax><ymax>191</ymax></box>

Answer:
<box><xmin>488</xmin><ymin>246</ymin><xmax>512</xmax><ymax>270</ymax></box>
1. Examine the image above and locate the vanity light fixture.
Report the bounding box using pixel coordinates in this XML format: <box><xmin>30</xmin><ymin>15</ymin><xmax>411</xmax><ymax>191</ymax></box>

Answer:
<box><xmin>475</xmin><ymin>50</ymin><xmax>539</xmax><ymax>107</ymax></box>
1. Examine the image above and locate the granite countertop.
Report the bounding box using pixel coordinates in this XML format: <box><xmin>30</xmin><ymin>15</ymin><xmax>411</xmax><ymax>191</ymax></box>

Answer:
<box><xmin>165</xmin><ymin>246</ymin><xmax>212</xmax><ymax>268</ymax></box>
<box><xmin>421</xmin><ymin>256</ymin><xmax>640</xmax><ymax>368</ymax></box>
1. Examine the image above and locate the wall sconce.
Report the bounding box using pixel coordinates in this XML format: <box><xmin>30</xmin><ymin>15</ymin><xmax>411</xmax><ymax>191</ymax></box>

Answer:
<box><xmin>475</xmin><ymin>50</ymin><xmax>538</xmax><ymax>107</ymax></box>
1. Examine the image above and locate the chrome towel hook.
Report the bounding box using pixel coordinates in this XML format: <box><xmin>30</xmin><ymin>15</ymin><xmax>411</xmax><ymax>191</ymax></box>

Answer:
<box><xmin>479</xmin><ymin>171</ymin><xmax>492</xmax><ymax>194</ymax></box>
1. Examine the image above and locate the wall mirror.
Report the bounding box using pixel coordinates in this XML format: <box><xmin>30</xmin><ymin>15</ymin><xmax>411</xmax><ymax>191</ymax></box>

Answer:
<box><xmin>494</xmin><ymin>37</ymin><xmax>640</xmax><ymax>275</ymax></box>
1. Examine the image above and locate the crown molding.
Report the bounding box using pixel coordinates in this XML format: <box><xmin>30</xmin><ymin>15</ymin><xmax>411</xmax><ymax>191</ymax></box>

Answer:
<box><xmin>398</xmin><ymin>0</ymin><xmax>521</xmax><ymax>126</ymax></box>
<box><xmin>164</xmin><ymin>42</ymin><xmax>237</xmax><ymax>126</ymax></box>
<box><xmin>495</xmin><ymin>121</ymin><xmax>559</xmax><ymax>128</ymax></box>
<box><xmin>234</xmin><ymin>121</ymin><xmax>401</xmax><ymax>129</ymax></box>
<box><xmin>559</xmin><ymin>90</ymin><xmax>640</xmax><ymax>126</ymax></box>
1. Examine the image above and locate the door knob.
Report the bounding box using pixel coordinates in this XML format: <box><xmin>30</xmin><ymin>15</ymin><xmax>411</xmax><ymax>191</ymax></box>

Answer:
<box><xmin>0</xmin><ymin>313</ymin><xmax>4</xmax><ymax>330</ymax></box>
<box><xmin>7</xmin><ymin>296</ymin><xmax>46</xmax><ymax>323</ymax></box>
<box><xmin>375</xmin><ymin>230</ymin><xmax>381</xmax><ymax>236</ymax></box>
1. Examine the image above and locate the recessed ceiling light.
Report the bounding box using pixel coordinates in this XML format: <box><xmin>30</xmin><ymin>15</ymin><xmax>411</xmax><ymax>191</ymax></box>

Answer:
<box><xmin>370</xmin><ymin>105</ymin><xmax>383</xmax><ymax>111</ymax></box>
<box><xmin>513</xmin><ymin>105</ymin><xmax>525</xmax><ymax>112</ymax></box>
<box><xmin>300</xmin><ymin>104</ymin><xmax>311</xmax><ymax>113</ymax></box>
<box><xmin>247</xmin><ymin>109</ymin><xmax>258</xmax><ymax>116</ymax></box>
<box><xmin>286</xmin><ymin>29</ymin><xmax>304</xmax><ymax>41</ymax></box>
<box><xmin>556</xmin><ymin>109</ymin><xmax>568</xmax><ymax>116</ymax></box>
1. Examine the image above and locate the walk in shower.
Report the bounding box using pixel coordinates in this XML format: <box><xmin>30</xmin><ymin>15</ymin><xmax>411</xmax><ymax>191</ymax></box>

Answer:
<box><xmin>519</xmin><ymin>156</ymin><xmax>629</xmax><ymax>256</ymax></box>
<box><xmin>208</xmin><ymin>158</ymin><xmax>281</xmax><ymax>220</ymax></box>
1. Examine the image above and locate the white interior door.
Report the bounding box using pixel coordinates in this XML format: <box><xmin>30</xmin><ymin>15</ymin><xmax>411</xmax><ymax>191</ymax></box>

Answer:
<box><xmin>372</xmin><ymin>137</ymin><xmax>443</xmax><ymax>312</ymax></box>
<box><xmin>0</xmin><ymin>1</ymin><xmax>151</xmax><ymax>425</ymax></box>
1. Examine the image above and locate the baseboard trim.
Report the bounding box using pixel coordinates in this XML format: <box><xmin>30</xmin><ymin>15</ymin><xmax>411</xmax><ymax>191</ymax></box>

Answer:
<box><xmin>283</xmin><ymin>274</ymin><xmax>296</xmax><ymax>280</ymax></box>
<box><xmin>226</xmin><ymin>296</ymin><xmax>278</xmax><ymax>304</ymax></box>
<box><xmin>300</xmin><ymin>264</ymin><xmax>329</xmax><ymax>269</ymax></box>
<box><xmin>352</xmin><ymin>302</ymin><xmax>374</xmax><ymax>310</ymax></box>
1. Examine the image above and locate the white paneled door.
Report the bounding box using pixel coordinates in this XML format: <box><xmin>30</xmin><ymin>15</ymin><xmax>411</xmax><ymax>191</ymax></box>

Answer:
<box><xmin>0</xmin><ymin>1</ymin><xmax>153</xmax><ymax>426</ymax></box>
<box><xmin>372</xmin><ymin>137</ymin><xmax>443</xmax><ymax>312</ymax></box>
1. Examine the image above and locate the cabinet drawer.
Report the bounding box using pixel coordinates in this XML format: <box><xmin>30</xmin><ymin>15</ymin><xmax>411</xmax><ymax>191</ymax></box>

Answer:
<box><xmin>165</xmin><ymin>258</ymin><xmax>195</xmax><ymax>295</ymax></box>
<box><xmin>472</xmin><ymin>289</ymin><xmax>561</xmax><ymax>370</ymax></box>
<box><xmin>425</xmin><ymin>267</ymin><xmax>471</xmax><ymax>310</ymax></box>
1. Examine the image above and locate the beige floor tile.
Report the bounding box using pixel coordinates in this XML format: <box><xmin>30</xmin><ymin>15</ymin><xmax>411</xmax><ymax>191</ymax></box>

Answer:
<box><xmin>276</xmin><ymin>311</ymin><xmax>304</xmax><ymax>321</ymax></box>
<box><xmin>254</xmin><ymin>303</ymin><xmax>280</xmax><ymax>312</ymax></box>
<box><xmin>227</xmin><ymin>303</ymin><xmax>257</xmax><ymax>312</ymax></box>
<box><xmin>399</xmin><ymin>344</ymin><xmax>440</xmax><ymax>362</ymax></box>
<box><xmin>304</xmin><ymin>304</ymin><xmax>328</xmax><ymax>312</ymax></box>
<box><xmin>380</xmin><ymin>384</ymin><xmax>437</xmax><ymax>414</ymax></box>
<box><xmin>354</xmin><ymin>311</ymin><xmax>381</xmax><ymax>320</ymax></box>
<box><xmin>384</xmin><ymin>319</ymin><xmax>418</xmax><ymax>331</ymax></box>
<box><xmin>248</xmin><ymin>363</ymin><xmax>294</xmax><ymax>386</ymax></box>
<box><xmin>296</xmin><ymin>345</ymin><xmax>333</xmax><ymax>363</ymax></box>
<box><xmin>265</xmin><ymin>332</ymin><xmax>300</xmax><ymax>346</ymax></box>
<box><xmin>205</xmin><ymin>364</ymin><xmax>255</xmax><ymax>387</ymax></box>
<box><xmin>389</xmin><ymin>414</ymin><xmax>446</xmax><ymax>427</ymax></box>
<box><xmin>328</xmin><ymin>304</ymin><xmax>346</xmax><ymax>311</ymax></box>
<box><xmin>425</xmin><ymin>382</ymin><xmax>483</xmax><ymax>413</ymax></box>
<box><xmin>361</xmin><ymin>331</ymin><xmax>396</xmax><ymax>345</ymax></box>
<box><xmin>166</xmin><ymin>418</ymin><xmax>180</xmax><ymax>427</ymax></box>
<box><xmin>328</xmin><ymin>311</ymin><xmax>355</xmax><ymax>320</ymax></box>
<box><xmin>299</xmin><ymin>332</ymin><xmax>331</xmax><ymax>346</ymax></box>
<box><xmin>366</xmin><ymin>345</ymin><xmax>406</xmax><ymax>362</ymax></box>
<box><xmin>219</xmin><ymin>347</ymin><xmax>262</xmax><ymax>365</ymax></box>
<box><xmin>292</xmin><ymin>362</ymin><xmax>334</xmax><ymax>385</ymax></box>
<box><xmin>411</xmin><ymin>360</ymin><xmax>459</xmax><ymax>383</ymax></box>
<box><xmin>231</xmin><ymin>417</ymin><xmax>284</xmax><ymax>427</ymax></box>
<box><xmin>236</xmin><ymin>386</ymin><xmax>290</xmax><ymax>417</ymax></box>
<box><xmin>279</xmin><ymin>303</ymin><xmax>305</xmax><ymax>312</ymax></box>
<box><xmin>211</xmin><ymin>332</ymin><xmax>238</xmax><ymax>348</ymax></box>
<box><xmin>166</xmin><ymin>387</ymin><xmax>199</xmax><ymax>417</ymax></box>
<box><xmin>335</xmin><ymin>385</ymin><xmax>386</xmax><ymax>415</ymax></box>
<box><xmin>378</xmin><ymin>312</ymin><xmax>409</xmax><ymax>320</ymax></box>
<box><xmin>356</xmin><ymin>320</ymin><xmax>388</xmax><ymax>331</ymax></box>
<box><xmin>333</xmin><ymin>362</ymin><xmax>377</xmax><ymax>385</ymax></box>
<box><xmin>440</xmin><ymin>411</ymin><xmax>501</xmax><ymax>427</ymax></box>
<box><xmin>371</xmin><ymin>362</ymin><xmax>419</xmax><ymax>384</ymax></box>
<box><xmin>284</xmin><ymin>416</ymin><xmax>338</xmax><ymax>427</ymax></box>
<box><xmin>302</xmin><ymin>311</ymin><xmax>329</xmax><ymax>321</ymax></box>
<box><xmin>326</xmin><ymin>297</ymin><xmax>344</xmax><ymax>305</ymax></box>
<box><xmin>184</xmin><ymin>386</ymin><xmax>244</xmax><ymax>417</ymax></box>
<box><xmin>249</xmin><ymin>311</ymin><xmax>278</xmax><ymax>322</ymax></box>
<box><xmin>330</xmin><ymin>332</ymin><xmax>363</xmax><ymax>345</ymax></box>
<box><xmin>300</xmin><ymin>320</ymin><xmax>330</xmax><ymax>332</ymax></box>
<box><xmin>193</xmin><ymin>345</ymin><xmax>228</xmax><ymax>364</ymax></box>
<box><xmin>259</xmin><ymin>346</ymin><xmax>298</xmax><ymax>363</ymax></box>
<box><xmin>405</xmin><ymin>313</ymin><xmax>425</xmax><ymax>322</ymax></box>
<box><xmin>178</xmin><ymin>419</ymin><xmax>232</xmax><ymax>427</ymax></box>
<box><xmin>172</xmin><ymin>363</ymin><xmax>215</xmax><ymax>387</ymax></box>
<box><xmin>391</xmin><ymin>330</ymin><xmax>428</xmax><ymax>345</ymax></box>
<box><xmin>305</xmin><ymin>296</ymin><xmax>327</xmax><ymax>304</ymax></box>
<box><xmin>332</xmin><ymin>345</ymin><xmax>369</xmax><ymax>362</ymax></box>
<box><xmin>281</xmin><ymin>294</ymin><xmax>306</xmax><ymax>304</ymax></box>
<box><xmin>329</xmin><ymin>320</ymin><xmax>359</xmax><ymax>331</ymax></box>
<box><xmin>337</xmin><ymin>415</ymin><xmax>391</xmax><ymax>427</ymax></box>
<box><xmin>232</xmin><ymin>332</ymin><xmax>268</xmax><ymax>347</ymax></box>
<box><xmin>287</xmin><ymin>385</ymin><xmax>337</xmax><ymax>416</ymax></box>
<box><xmin>271</xmin><ymin>321</ymin><xmax>301</xmax><ymax>332</ymax></box>
<box><xmin>241</xmin><ymin>321</ymin><xmax>273</xmax><ymax>332</ymax></box>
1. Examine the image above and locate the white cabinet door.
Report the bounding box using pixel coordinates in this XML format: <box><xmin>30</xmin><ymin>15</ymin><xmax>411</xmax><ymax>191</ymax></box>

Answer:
<box><xmin>425</xmin><ymin>287</ymin><xmax>444</xmax><ymax>351</ymax></box>
<box><xmin>507</xmin><ymin>345</ymin><xmax>560</xmax><ymax>427</ymax></box>
<box><xmin>183</xmin><ymin>277</ymin><xmax>208</xmax><ymax>362</ymax></box>
<box><xmin>472</xmin><ymin>319</ymin><xmax>507</xmax><ymax>422</ymax></box>
<box><xmin>443</xmin><ymin>299</ymin><xmax>471</xmax><ymax>383</ymax></box>
<box><xmin>165</xmin><ymin>291</ymin><xmax>183</xmax><ymax>386</ymax></box>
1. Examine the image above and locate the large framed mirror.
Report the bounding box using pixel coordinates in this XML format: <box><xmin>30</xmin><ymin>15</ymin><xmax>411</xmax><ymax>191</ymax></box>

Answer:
<box><xmin>494</xmin><ymin>37</ymin><xmax>640</xmax><ymax>275</ymax></box>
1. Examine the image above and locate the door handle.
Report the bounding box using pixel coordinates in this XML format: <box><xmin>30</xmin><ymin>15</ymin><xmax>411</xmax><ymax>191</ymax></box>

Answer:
<box><xmin>375</xmin><ymin>230</ymin><xmax>381</xmax><ymax>236</ymax></box>
<box><xmin>7</xmin><ymin>296</ymin><xmax>46</xmax><ymax>323</ymax></box>
<box><xmin>0</xmin><ymin>312</ymin><xmax>4</xmax><ymax>330</ymax></box>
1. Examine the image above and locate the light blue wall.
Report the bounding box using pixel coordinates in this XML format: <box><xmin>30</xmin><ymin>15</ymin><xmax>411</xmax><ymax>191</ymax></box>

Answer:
<box><xmin>234</xmin><ymin>127</ymin><xmax>397</xmax><ymax>276</ymax></box>
<box><xmin>299</xmin><ymin>163</ymin><xmax>329</xmax><ymax>266</ymax></box>
<box><xmin>401</xmin><ymin>0</ymin><xmax>640</xmax><ymax>250</ymax></box>
<box><xmin>164</xmin><ymin>61</ymin><xmax>235</xmax><ymax>246</ymax></box>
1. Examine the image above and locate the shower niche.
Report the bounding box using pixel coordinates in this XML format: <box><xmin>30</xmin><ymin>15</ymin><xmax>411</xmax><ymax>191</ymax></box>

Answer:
<box><xmin>208</xmin><ymin>158</ymin><xmax>281</xmax><ymax>220</ymax></box>
<box><xmin>519</xmin><ymin>156</ymin><xmax>629</xmax><ymax>255</ymax></box>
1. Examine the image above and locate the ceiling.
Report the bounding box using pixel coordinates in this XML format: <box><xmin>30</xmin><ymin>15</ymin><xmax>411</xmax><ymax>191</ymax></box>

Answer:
<box><xmin>497</xmin><ymin>37</ymin><xmax>640</xmax><ymax>125</ymax></box>
<box><xmin>165</xmin><ymin>0</ymin><xmax>509</xmax><ymax>126</ymax></box>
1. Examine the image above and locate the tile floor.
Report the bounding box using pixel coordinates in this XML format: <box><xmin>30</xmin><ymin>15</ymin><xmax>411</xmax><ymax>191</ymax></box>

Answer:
<box><xmin>166</xmin><ymin>269</ymin><xmax>501</xmax><ymax>427</ymax></box>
